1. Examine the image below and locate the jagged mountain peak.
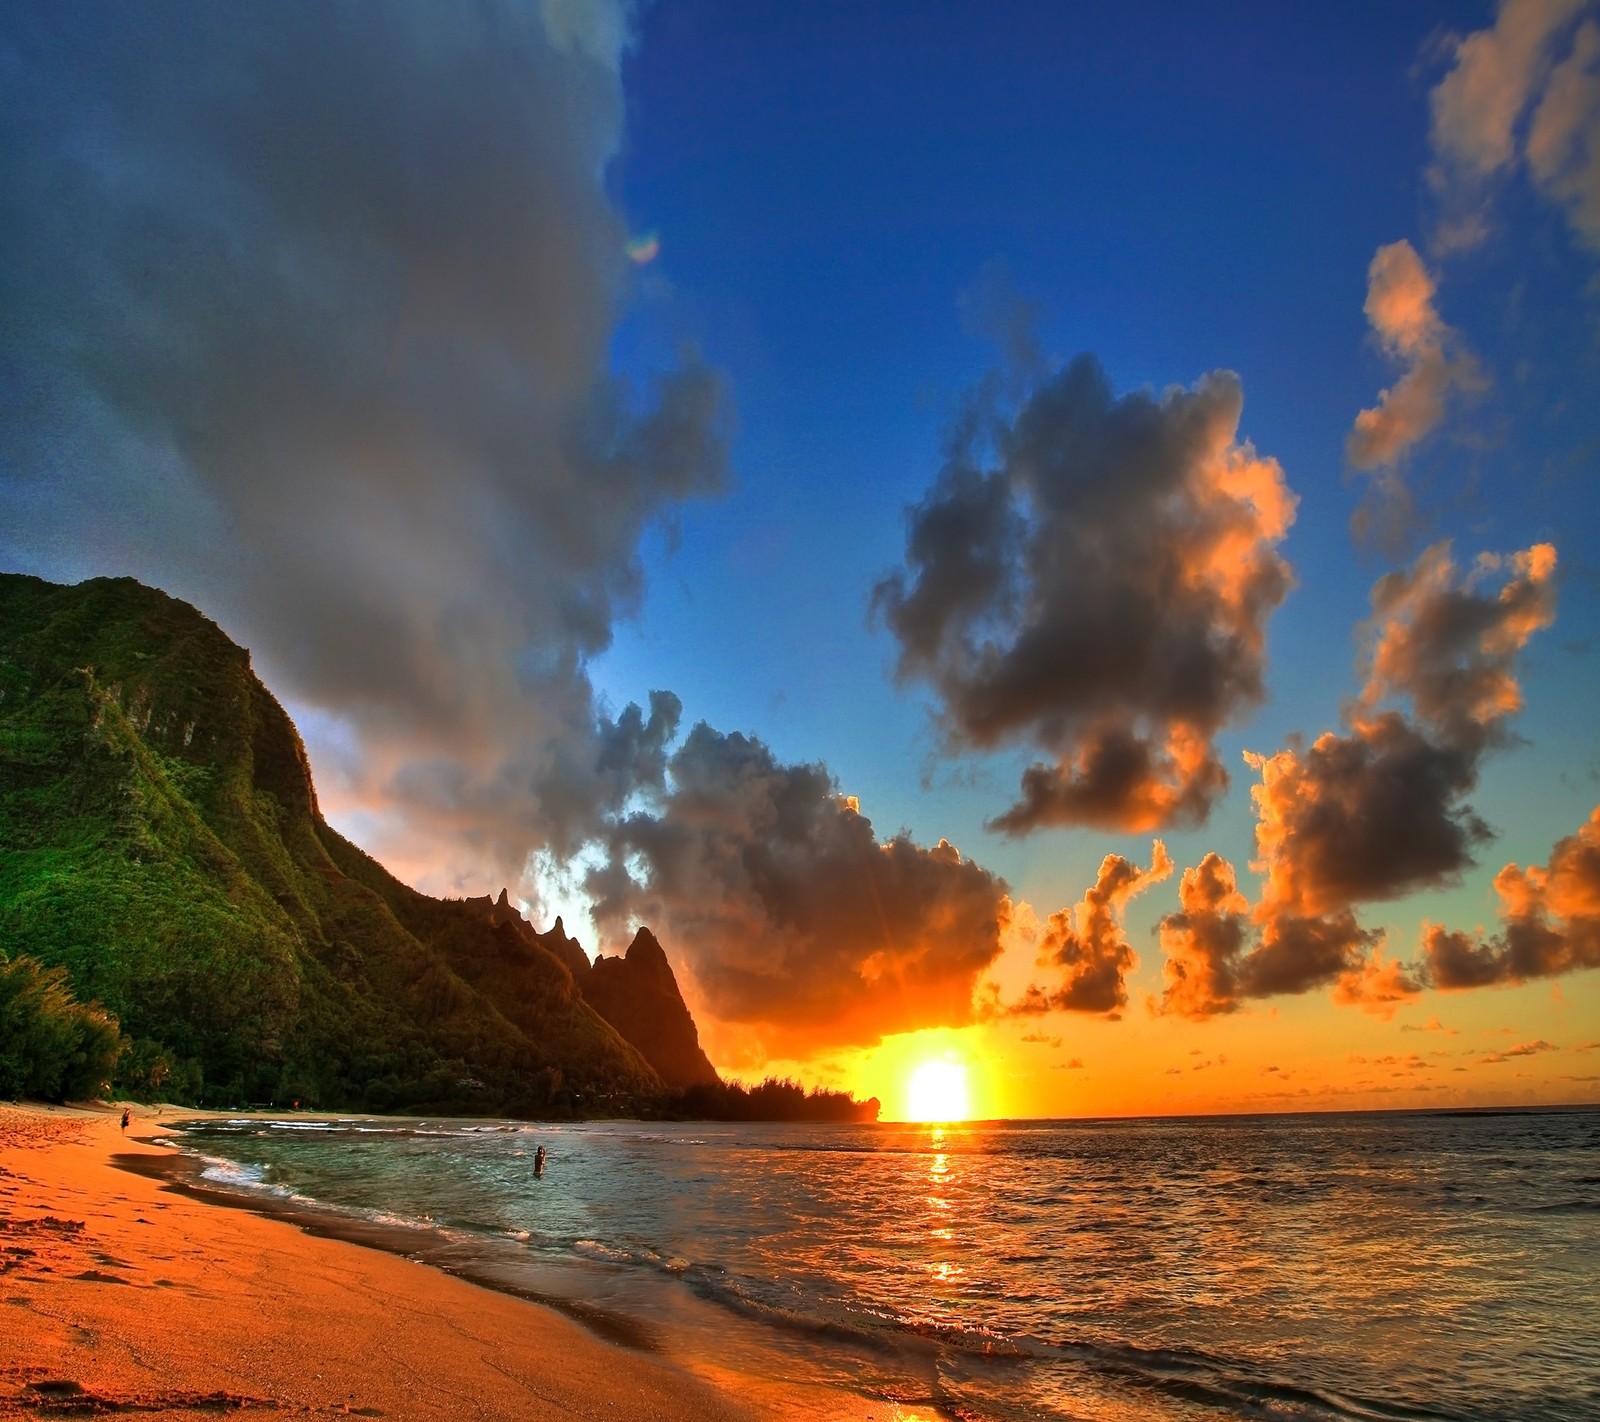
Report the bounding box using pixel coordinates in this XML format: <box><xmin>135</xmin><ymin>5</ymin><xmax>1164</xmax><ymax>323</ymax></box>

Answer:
<box><xmin>584</xmin><ymin>927</ymin><xmax>719</xmax><ymax>1090</ymax></box>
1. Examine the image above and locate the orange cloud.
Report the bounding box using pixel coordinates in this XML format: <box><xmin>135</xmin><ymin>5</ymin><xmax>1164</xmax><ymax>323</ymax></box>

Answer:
<box><xmin>1424</xmin><ymin>805</ymin><xmax>1600</xmax><ymax>988</ymax></box>
<box><xmin>1431</xmin><ymin>0</ymin><xmax>1587</xmax><ymax>178</ymax></box>
<box><xmin>1255</xmin><ymin>540</ymin><xmax>1555</xmax><ymax>906</ymax></box>
<box><xmin>1526</xmin><ymin>19</ymin><xmax>1600</xmax><ymax>247</ymax></box>
<box><xmin>1478</xmin><ymin>1039</ymin><xmax>1559</xmax><ymax>1063</ymax></box>
<box><xmin>1161</xmin><ymin>541</ymin><xmax>1558</xmax><ymax>1017</ymax></box>
<box><xmin>1347</xmin><ymin>242</ymin><xmax>1483</xmax><ymax>541</ymax></box>
<box><xmin>1334</xmin><ymin>952</ymin><xmax>1425</xmax><ymax>1020</ymax></box>
<box><xmin>587</xmin><ymin>723</ymin><xmax>1012</xmax><ymax>1056</ymax></box>
<box><xmin>1429</xmin><ymin>0</ymin><xmax>1600</xmax><ymax>250</ymax></box>
<box><xmin>1009</xmin><ymin>842</ymin><xmax>1172</xmax><ymax>1017</ymax></box>
<box><xmin>1157</xmin><ymin>852</ymin><xmax>1252</xmax><ymax>1019</ymax></box>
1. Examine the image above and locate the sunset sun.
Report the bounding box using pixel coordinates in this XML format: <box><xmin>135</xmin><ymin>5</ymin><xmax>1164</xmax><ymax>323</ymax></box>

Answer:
<box><xmin>906</xmin><ymin>1059</ymin><xmax>970</xmax><ymax>1123</ymax></box>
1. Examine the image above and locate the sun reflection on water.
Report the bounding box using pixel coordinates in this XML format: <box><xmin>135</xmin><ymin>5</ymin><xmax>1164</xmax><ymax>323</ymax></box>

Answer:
<box><xmin>922</xmin><ymin>1126</ymin><xmax>966</xmax><ymax>1285</ymax></box>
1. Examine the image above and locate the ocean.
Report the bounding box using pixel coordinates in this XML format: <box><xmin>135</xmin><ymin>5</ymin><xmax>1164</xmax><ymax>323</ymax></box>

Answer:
<box><xmin>172</xmin><ymin>1109</ymin><xmax>1599</xmax><ymax>1422</ymax></box>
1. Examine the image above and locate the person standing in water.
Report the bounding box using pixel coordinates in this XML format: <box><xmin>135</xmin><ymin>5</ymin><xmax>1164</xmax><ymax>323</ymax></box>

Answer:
<box><xmin>534</xmin><ymin>1145</ymin><xmax>546</xmax><ymax>1178</ymax></box>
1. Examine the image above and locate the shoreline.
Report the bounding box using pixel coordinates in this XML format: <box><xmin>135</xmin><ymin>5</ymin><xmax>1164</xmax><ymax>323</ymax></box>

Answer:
<box><xmin>0</xmin><ymin>1101</ymin><xmax>900</xmax><ymax>1422</ymax></box>
<box><xmin>108</xmin><ymin>1142</ymin><xmax>662</xmax><ymax>1354</ymax></box>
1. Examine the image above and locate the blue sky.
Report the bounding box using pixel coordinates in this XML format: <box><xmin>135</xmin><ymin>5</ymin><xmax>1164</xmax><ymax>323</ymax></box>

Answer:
<box><xmin>597</xmin><ymin>1</ymin><xmax>1598</xmax><ymax>922</ymax></box>
<box><xmin>3</xmin><ymin>0</ymin><xmax>1597</xmax><ymax>1107</ymax></box>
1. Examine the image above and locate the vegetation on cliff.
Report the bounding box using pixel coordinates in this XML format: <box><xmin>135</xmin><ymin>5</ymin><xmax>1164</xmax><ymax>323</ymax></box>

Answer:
<box><xmin>0</xmin><ymin>573</ymin><xmax>659</xmax><ymax>1113</ymax></box>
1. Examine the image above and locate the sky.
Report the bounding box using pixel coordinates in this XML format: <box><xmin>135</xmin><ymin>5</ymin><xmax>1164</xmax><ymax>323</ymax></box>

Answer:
<box><xmin>3</xmin><ymin>0</ymin><xmax>1599</xmax><ymax>1119</ymax></box>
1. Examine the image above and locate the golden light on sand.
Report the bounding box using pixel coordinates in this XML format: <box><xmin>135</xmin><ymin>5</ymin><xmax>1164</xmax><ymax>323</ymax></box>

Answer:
<box><xmin>905</xmin><ymin>1058</ymin><xmax>970</xmax><ymax>1122</ymax></box>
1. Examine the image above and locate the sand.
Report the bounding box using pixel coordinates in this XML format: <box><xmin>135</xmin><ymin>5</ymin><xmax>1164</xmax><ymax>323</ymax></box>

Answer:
<box><xmin>0</xmin><ymin>1103</ymin><xmax>890</xmax><ymax>1422</ymax></box>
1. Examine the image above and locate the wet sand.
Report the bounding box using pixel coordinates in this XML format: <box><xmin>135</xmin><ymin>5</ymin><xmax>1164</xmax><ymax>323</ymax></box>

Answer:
<box><xmin>0</xmin><ymin>1103</ymin><xmax>889</xmax><ymax>1422</ymax></box>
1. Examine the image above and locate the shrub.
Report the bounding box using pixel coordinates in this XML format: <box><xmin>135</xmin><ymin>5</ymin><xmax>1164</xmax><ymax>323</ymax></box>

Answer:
<box><xmin>0</xmin><ymin>952</ymin><xmax>123</xmax><ymax>1102</ymax></box>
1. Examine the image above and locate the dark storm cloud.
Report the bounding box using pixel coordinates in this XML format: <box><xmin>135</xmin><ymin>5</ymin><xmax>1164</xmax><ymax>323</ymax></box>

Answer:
<box><xmin>1160</xmin><ymin>541</ymin><xmax>1558</xmax><ymax>1017</ymax></box>
<box><xmin>0</xmin><ymin>1</ymin><xmax>728</xmax><ymax>888</ymax></box>
<box><xmin>1008</xmin><ymin>843</ymin><xmax>1171</xmax><ymax>1017</ymax></box>
<box><xmin>1424</xmin><ymin>805</ymin><xmax>1600</xmax><ymax>988</ymax></box>
<box><xmin>586</xmin><ymin>723</ymin><xmax>1012</xmax><ymax>1057</ymax></box>
<box><xmin>873</xmin><ymin>354</ymin><xmax>1296</xmax><ymax>834</ymax></box>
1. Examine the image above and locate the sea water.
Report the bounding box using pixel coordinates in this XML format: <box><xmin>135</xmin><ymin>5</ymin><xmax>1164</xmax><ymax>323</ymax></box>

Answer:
<box><xmin>174</xmin><ymin>1109</ymin><xmax>1599</xmax><ymax>1422</ymax></box>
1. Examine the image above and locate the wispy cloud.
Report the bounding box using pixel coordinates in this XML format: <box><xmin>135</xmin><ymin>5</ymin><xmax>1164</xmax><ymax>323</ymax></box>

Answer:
<box><xmin>1401</xmin><ymin>1016</ymin><xmax>1460</xmax><ymax>1035</ymax></box>
<box><xmin>1347</xmin><ymin>241</ymin><xmax>1485</xmax><ymax>547</ymax></box>
<box><xmin>1429</xmin><ymin>0</ymin><xmax>1600</xmax><ymax>252</ymax></box>
<box><xmin>1479</xmin><ymin>1039</ymin><xmax>1560</xmax><ymax>1063</ymax></box>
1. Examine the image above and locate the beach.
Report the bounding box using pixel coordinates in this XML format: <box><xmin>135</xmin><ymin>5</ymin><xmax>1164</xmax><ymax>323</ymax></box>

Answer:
<box><xmin>0</xmin><ymin>1103</ymin><xmax>879</xmax><ymax>1422</ymax></box>
<box><xmin>6</xmin><ymin>1105</ymin><xmax>1595</xmax><ymax>1422</ymax></box>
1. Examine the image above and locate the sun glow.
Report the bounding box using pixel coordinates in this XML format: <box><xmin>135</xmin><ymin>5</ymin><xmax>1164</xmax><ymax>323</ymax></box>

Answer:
<box><xmin>906</xmin><ymin>1059</ymin><xmax>970</xmax><ymax>1122</ymax></box>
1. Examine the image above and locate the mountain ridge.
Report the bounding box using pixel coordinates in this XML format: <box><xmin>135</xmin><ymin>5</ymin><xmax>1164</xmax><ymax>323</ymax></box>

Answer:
<box><xmin>0</xmin><ymin>573</ymin><xmax>678</xmax><ymax>1111</ymax></box>
<box><xmin>457</xmin><ymin>891</ymin><xmax>719</xmax><ymax>1090</ymax></box>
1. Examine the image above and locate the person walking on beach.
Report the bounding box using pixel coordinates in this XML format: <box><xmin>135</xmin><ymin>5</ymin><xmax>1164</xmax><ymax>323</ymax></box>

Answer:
<box><xmin>120</xmin><ymin>1108</ymin><xmax>130</xmax><ymax>1132</ymax></box>
<box><xmin>534</xmin><ymin>1145</ymin><xmax>546</xmax><ymax>1178</ymax></box>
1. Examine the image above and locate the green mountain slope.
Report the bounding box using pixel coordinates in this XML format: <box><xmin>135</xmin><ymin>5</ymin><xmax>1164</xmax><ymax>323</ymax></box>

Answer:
<box><xmin>0</xmin><ymin>573</ymin><xmax>662</xmax><ymax>1112</ymax></box>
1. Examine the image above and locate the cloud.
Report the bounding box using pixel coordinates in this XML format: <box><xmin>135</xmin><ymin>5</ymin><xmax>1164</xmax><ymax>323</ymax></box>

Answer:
<box><xmin>1526</xmin><ymin>19</ymin><xmax>1600</xmax><ymax>246</ymax></box>
<box><xmin>1160</xmin><ymin>541</ymin><xmax>1557</xmax><ymax>1017</ymax></box>
<box><xmin>1373</xmin><ymin>1053</ymin><xmax>1430</xmax><ymax>1068</ymax></box>
<box><xmin>0</xmin><ymin>2</ymin><xmax>729</xmax><ymax>894</ymax></box>
<box><xmin>874</xmin><ymin>353</ymin><xmax>1296</xmax><ymax>834</ymax></box>
<box><xmin>1429</xmin><ymin>0</ymin><xmax>1600</xmax><ymax>251</ymax></box>
<box><xmin>1478</xmin><ymin>1039</ymin><xmax>1560</xmax><ymax>1063</ymax></box>
<box><xmin>1333</xmin><ymin>951</ymin><xmax>1427</xmax><ymax>1020</ymax></box>
<box><xmin>1235</xmin><ymin>909</ymin><xmax>1381</xmax><ymax>1003</ymax></box>
<box><xmin>586</xmin><ymin>723</ymin><xmax>1012</xmax><ymax>1056</ymax></box>
<box><xmin>1007</xmin><ymin>843</ymin><xmax>1172</xmax><ymax>1017</ymax></box>
<box><xmin>1247</xmin><ymin>725</ymin><xmax>1492</xmax><ymax>917</ymax></box>
<box><xmin>1423</xmin><ymin>804</ymin><xmax>1600</xmax><ymax>988</ymax></box>
<box><xmin>1247</xmin><ymin>540</ymin><xmax>1555</xmax><ymax>931</ymax></box>
<box><xmin>1019</xmin><ymin>1033</ymin><xmax>1062</xmax><ymax>1046</ymax></box>
<box><xmin>1401</xmin><ymin>1015</ymin><xmax>1460</xmax><ymax>1035</ymax></box>
<box><xmin>1347</xmin><ymin>242</ymin><xmax>1484</xmax><ymax>544</ymax></box>
<box><xmin>1157</xmin><ymin>852</ymin><xmax>1253</xmax><ymax>1019</ymax></box>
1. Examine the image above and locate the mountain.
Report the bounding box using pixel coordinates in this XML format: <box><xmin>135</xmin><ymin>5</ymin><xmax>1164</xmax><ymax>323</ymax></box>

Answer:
<box><xmin>578</xmin><ymin>928</ymin><xmax>721</xmax><ymax>1089</ymax></box>
<box><xmin>461</xmin><ymin>895</ymin><xmax>719</xmax><ymax>1090</ymax></box>
<box><xmin>0</xmin><ymin>572</ymin><xmax>666</xmax><ymax>1114</ymax></box>
<box><xmin>463</xmin><ymin>891</ymin><xmax>593</xmax><ymax>981</ymax></box>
